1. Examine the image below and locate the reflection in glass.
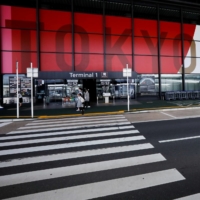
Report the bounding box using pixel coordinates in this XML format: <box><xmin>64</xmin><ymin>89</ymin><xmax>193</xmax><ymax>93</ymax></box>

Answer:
<box><xmin>185</xmin><ymin>74</ymin><xmax>200</xmax><ymax>90</ymax></box>
<box><xmin>96</xmin><ymin>79</ymin><xmax>135</xmax><ymax>100</ymax></box>
<box><xmin>161</xmin><ymin>74</ymin><xmax>182</xmax><ymax>91</ymax></box>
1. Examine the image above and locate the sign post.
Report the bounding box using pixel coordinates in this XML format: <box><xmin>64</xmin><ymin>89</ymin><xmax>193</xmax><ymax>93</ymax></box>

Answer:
<box><xmin>16</xmin><ymin>61</ymin><xmax>19</xmax><ymax>118</ymax></box>
<box><xmin>123</xmin><ymin>64</ymin><xmax>132</xmax><ymax>111</ymax></box>
<box><xmin>27</xmin><ymin>63</ymin><xmax>38</xmax><ymax>118</ymax></box>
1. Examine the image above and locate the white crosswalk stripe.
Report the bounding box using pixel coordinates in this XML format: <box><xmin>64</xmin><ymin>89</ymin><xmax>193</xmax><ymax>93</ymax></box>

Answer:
<box><xmin>0</xmin><ymin>153</ymin><xmax>166</xmax><ymax>187</ymax></box>
<box><xmin>0</xmin><ymin>115</ymin><xmax>186</xmax><ymax>200</ymax></box>
<box><xmin>19</xmin><ymin>118</ymin><xmax>128</xmax><ymax>129</ymax></box>
<box><xmin>8</xmin><ymin>121</ymin><xmax>131</xmax><ymax>134</ymax></box>
<box><xmin>0</xmin><ymin>130</ymin><xmax>140</xmax><ymax>147</ymax></box>
<box><xmin>1</xmin><ymin>125</ymin><xmax>134</xmax><ymax>139</ymax></box>
<box><xmin>3</xmin><ymin>169</ymin><xmax>185</xmax><ymax>200</ymax></box>
<box><xmin>26</xmin><ymin>115</ymin><xmax>126</xmax><ymax>126</ymax></box>
<box><xmin>0</xmin><ymin>122</ymin><xmax>12</xmax><ymax>128</ymax></box>
<box><xmin>0</xmin><ymin>143</ymin><xmax>154</xmax><ymax>168</ymax></box>
<box><xmin>0</xmin><ymin>135</ymin><xmax>145</xmax><ymax>156</ymax></box>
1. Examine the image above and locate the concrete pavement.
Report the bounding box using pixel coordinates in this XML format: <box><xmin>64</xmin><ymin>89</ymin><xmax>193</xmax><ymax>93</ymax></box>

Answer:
<box><xmin>0</xmin><ymin>99</ymin><xmax>200</xmax><ymax>121</ymax></box>
<box><xmin>1</xmin><ymin>105</ymin><xmax>200</xmax><ymax>135</ymax></box>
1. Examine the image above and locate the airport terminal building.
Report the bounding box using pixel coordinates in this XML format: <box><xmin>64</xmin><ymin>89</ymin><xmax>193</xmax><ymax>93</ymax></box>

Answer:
<box><xmin>1</xmin><ymin>0</ymin><xmax>200</xmax><ymax>104</ymax></box>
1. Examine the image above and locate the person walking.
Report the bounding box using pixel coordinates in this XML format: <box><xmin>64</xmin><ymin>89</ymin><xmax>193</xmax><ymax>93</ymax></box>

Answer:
<box><xmin>18</xmin><ymin>92</ymin><xmax>23</xmax><ymax>107</ymax></box>
<box><xmin>76</xmin><ymin>93</ymin><xmax>85</xmax><ymax>115</ymax></box>
<box><xmin>78</xmin><ymin>88</ymin><xmax>83</xmax><ymax>95</ymax></box>
<box><xmin>84</xmin><ymin>89</ymin><xmax>90</xmax><ymax>108</ymax></box>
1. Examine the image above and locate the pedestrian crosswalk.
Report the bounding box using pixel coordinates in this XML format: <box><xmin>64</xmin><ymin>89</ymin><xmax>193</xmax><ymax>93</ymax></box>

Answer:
<box><xmin>0</xmin><ymin>122</ymin><xmax>12</xmax><ymax>128</ymax></box>
<box><xmin>0</xmin><ymin>114</ymin><xmax>190</xmax><ymax>199</ymax></box>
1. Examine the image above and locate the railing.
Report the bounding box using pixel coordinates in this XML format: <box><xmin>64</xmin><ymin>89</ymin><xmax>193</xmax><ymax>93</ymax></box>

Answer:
<box><xmin>164</xmin><ymin>91</ymin><xmax>200</xmax><ymax>100</ymax></box>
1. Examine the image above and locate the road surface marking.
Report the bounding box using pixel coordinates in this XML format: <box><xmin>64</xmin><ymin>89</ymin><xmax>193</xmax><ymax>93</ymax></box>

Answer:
<box><xmin>159</xmin><ymin>135</ymin><xmax>200</xmax><ymax>143</ymax></box>
<box><xmin>0</xmin><ymin>153</ymin><xmax>166</xmax><ymax>187</ymax></box>
<box><xmin>160</xmin><ymin>112</ymin><xmax>177</xmax><ymax>119</ymax></box>
<box><xmin>3</xmin><ymin>125</ymin><xmax>134</xmax><ymax>139</ymax></box>
<box><xmin>0</xmin><ymin>122</ymin><xmax>12</xmax><ymax>128</ymax></box>
<box><xmin>27</xmin><ymin>115</ymin><xmax>126</xmax><ymax>126</ymax></box>
<box><xmin>8</xmin><ymin>122</ymin><xmax>131</xmax><ymax>134</ymax></box>
<box><xmin>0</xmin><ymin>136</ymin><xmax>145</xmax><ymax>156</ymax></box>
<box><xmin>0</xmin><ymin>130</ymin><xmax>139</xmax><ymax>147</ymax></box>
<box><xmin>0</xmin><ymin>143</ymin><xmax>154</xmax><ymax>168</ymax></box>
<box><xmin>19</xmin><ymin>119</ymin><xmax>128</xmax><ymax>129</ymax></box>
<box><xmin>3</xmin><ymin>169</ymin><xmax>185</xmax><ymax>200</ymax></box>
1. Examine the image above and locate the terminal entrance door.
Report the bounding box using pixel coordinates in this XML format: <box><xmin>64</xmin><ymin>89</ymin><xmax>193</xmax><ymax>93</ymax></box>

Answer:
<box><xmin>83</xmin><ymin>79</ymin><xmax>96</xmax><ymax>102</ymax></box>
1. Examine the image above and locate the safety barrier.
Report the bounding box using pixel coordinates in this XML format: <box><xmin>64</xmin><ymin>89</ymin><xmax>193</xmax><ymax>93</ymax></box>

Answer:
<box><xmin>180</xmin><ymin>91</ymin><xmax>187</xmax><ymax>100</ymax></box>
<box><xmin>193</xmin><ymin>91</ymin><xmax>199</xmax><ymax>99</ymax></box>
<box><xmin>165</xmin><ymin>91</ymin><xmax>175</xmax><ymax>100</ymax></box>
<box><xmin>186</xmin><ymin>91</ymin><xmax>192</xmax><ymax>99</ymax></box>
<box><xmin>164</xmin><ymin>90</ymin><xmax>200</xmax><ymax>100</ymax></box>
<box><xmin>174</xmin><ymin>91</ymin><xmax>181</xmax><ymax>100</ymax></box>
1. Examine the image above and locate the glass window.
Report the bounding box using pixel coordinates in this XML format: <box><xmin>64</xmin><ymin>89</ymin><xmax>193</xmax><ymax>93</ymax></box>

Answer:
<box><xmin>105</xmin><ymin>1</ymin><xmax>131</xmax><ymax>17</ymax></box>
<box><xmin>159</xmin><ymin>7</ymin><xmax>180</xmax><ymax>23</ymax></box>
<box><xmin>160</xmin><ymin>39</ymin><xmax>182</xmax><ymax>56</ymax></box>
<box><xmin>74</xmin><ymin>0</ymin><xmax>103</xmax><ymax>15</ymax></box>
<box><xmin>185</xmin><ymin>74</ymin><xmax>200</xmax><ymax>90</ymax></box>
<box><xmin>136</xmin><ymin>74</ymin><xmax>159</xmax><ymax>95</ymax></box>
<box><xmin>96</xmin><ymin>79</ymin><xmax>135</xmax><ymax>101</ymax></box>
<box><xmin>34</xmin><ymin>79</ymin><xmax>83</xmax><ymax>103</ymax></box>
<box><xmin>75</xmin><ymin>33</ymin><xmax>103</xmax><ymax>53</ymax></box>
<box><xmin>40</xmin><ymin>2</ymin><xmax>71</xmax><ymax>13</ymax></box>
<box><xmin>134</xmin><ymin>18</ymin><xmax>157</xmax><ymax>37</ymax></box>
<box><xmin>134</xmin><ymin>55</ymin><xmax>158</xmax><ymax>74</ymax></box>
<box><xmin>40</xmin><ymin>31</ymin><xmax>72</xmax><ymax>53</ymax></box>
<box><xmin>160</xmin><ymin>21</ymin><xmax>181</xmax><ymax>40</ymax></box>
<box><xmin>106</xmin><ymin>16</ymin><xmax>131</xmax><ymax>35</ymax></box>
<box><xmin>161</xmin><ymin>74</ymin><xmax>182</xmax><ymax>92</ymax></box>
<box><xmin>183</xmin><ymin>40</ymin><xmax>200</xmax><ymax>57</ymax></box>
<box><xmin>184</xmin><ymin>57</ymin><xmax>200</xmax><ymax>73</ymax></box>
<box><xmin>160</xmin><ymin>56</ymin><xmax>182</xmax><ymax>74</ymax></box>
<box><xmin>75</xmin><ymin>13</ymin><xmax>103</xmax><ymax>34</ymax></box>
<box><xmin>134</xmin><ymin>37</ymin><xmax>158</xmax><ymax>55</ymax></box>
<box><xmin>134</xmin><ymin>4</ymin><xmax>157</xmax><ymax>20</ymax></box>
<box><xmin>3</xmin><ymin>74</ymin><xmax>27</xmax><ymax>97</ymax></box>
<box><xmin>3</xmin><ymin>74</ymin><xmax>32</xmax><ymax>104</ymax></box>
<box><xmin>183</xmin><ymin>10</ymin><xmax>200</xmax><ymax>25</ymax></box>
<box><xmin>40</xmin><ymin>9</ymin><xmax>71</xmax><ymax>31</ymax></box>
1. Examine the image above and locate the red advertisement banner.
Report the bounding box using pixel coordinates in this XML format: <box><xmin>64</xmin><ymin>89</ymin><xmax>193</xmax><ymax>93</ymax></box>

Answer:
<box><xmin>0</xmin><ymin>6</ymin><xmax>197</xmax><ymax>74</ymax></box>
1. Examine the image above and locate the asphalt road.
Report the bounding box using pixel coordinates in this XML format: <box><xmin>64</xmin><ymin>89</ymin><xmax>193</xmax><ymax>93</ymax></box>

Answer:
<box><xmin>1</xmin><ymin>111</ymin><xmax>200</xmax><ymax>199</ymax></box>
<box><xmin>131</xmin><ymin>117</ymin><xmax>200</xmax><ymax>200</ymax></box>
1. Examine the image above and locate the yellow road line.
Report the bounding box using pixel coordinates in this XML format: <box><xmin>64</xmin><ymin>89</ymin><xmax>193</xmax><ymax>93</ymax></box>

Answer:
<box><xmin>38</xmin><ymin>111</ymin><xmax>124</xmax><ymax>119</ymax></box>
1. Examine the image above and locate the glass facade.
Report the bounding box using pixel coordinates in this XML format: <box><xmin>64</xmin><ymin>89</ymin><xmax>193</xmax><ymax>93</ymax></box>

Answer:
<box><xmin>1</xmin><ymin>0</ymin><xmax>200</xmax><ymax>104</ymax></box>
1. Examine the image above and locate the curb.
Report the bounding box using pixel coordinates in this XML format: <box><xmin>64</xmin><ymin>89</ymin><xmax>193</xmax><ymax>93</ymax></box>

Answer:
<box><xmin>1</xmin><ymin>105</ymin><xmax>200</xmax><ymax>121</ymax></box>
<box><xmin>38</xmin><ymin>111</ymin><xmax>125</xmax><ymax>119</ymax></box>
<box><xmin>0</xmin><ymin>118</ymin><xmax>36</xmax><ymax>122</ymax></box>
<box><xmin>127</xmin><ymin>105</ymin><xmax>200</xmax><ymax>113</ymax></box>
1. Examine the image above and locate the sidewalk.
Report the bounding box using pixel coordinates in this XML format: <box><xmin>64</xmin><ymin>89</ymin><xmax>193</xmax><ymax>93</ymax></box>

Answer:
<box><xmin>1</xmin><ymin>99</ymin><xmax>200</xmax><ymax>119</ymax></box>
